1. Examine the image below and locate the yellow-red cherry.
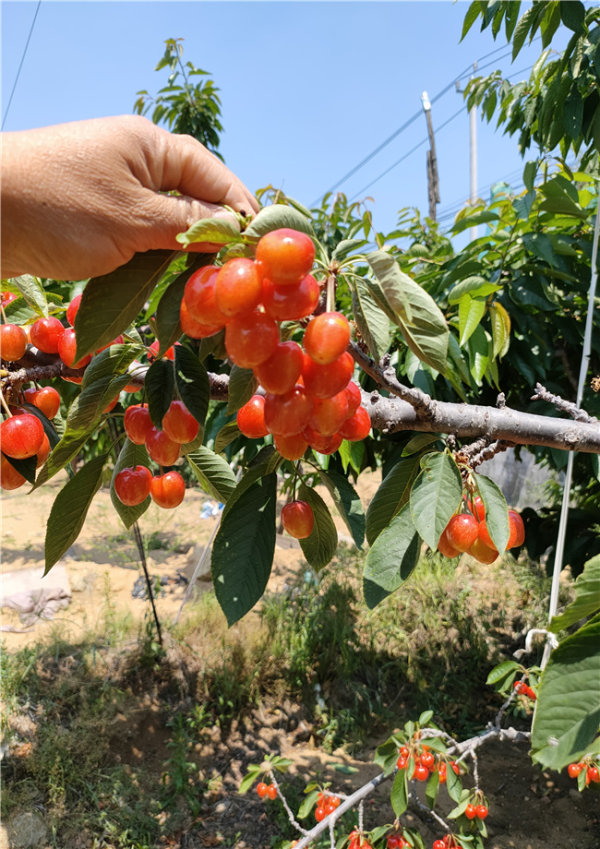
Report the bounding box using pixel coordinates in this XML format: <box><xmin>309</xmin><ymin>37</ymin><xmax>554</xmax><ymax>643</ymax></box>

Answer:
<box><xmin>0</xmin><ymin>454</ymin><xmax>26</xmax><ymax>490</ymax></box>
<box><xmin>437</xmin><ymin>528</ymin><xmax>460</xmax><ymax>558</ymax></box>
<box><xmin>302</xmin><ymin>351</ymin><xmax>354</xmax><ymax>399</ymax></box>
<box><xmin>338</xmin><ymin>405</ymin><xmax>370</xmax><ymax>441</ymax></box>
<box><xmin>264</xmin><ymin>385</ymin><xmax>313</xmax><ymax>436</ymax></box>
<box><xmin>302</xmin><ymin>426</ymin><xmax>343</xmax><ymax>456</ymax></box>
<box><xmin>66</xmin><ymin>293</ymin><xmax>82</xmax><ymax>326</ymax></box>
<box><xmin>180</xmin><ymin>298</ymin><xmax>223</xmax><ymax>339</ymax></box>
<box><xmin>150</xmin><ymin>471</ymin><xmax>186</xmax><ymax>509</ymax></box>
<box><xmin>303</xmin><ymin>312</ymin><xmax>350</xmax><ymax>365</ymax></box>
<box><xmin>29</xmin><ymin>317</ymin><xmax>65</xmax><ymax>354</ymax></box>
<box><xmin>57</xmin><ymin>327</ymin><xmax>92</xmax><ymax>369</ymax></box>
<box><xmin>507</xmin><ymin>509</ymin><xmax>525</xmax><ymax>548</ymax></box>
<box><xmin>30</xmin><ymin>386</ymin><xmax>61</xmax><ymax>419</ymax></box>
<box><xmin>273</xmin><ymin>432</ymin><xmax>308</xmax><ymax>461</ymax></box>
<box><xmin>255</xmin><ymin>228</ymin><xmax>315</xmax><ymax>287</ymax></box>
<box><xmin>162</xmin><ymin>400</ymin><xmax>199</xmax><ymax>444</ymax></box>
<box><xmin>145</xmin><ymin>427</ymin><xmax>180</xmax><ymax>466</ymax></box>
<box><xmin>124</xmin><ymin>405</ymin><xmax>153</xmax><ymax>445</ymax></box>
<box><xmin>0</xmin><ymin>324</ymin><xmax>27</xmax><ymax>362</ymax></box>
<box><xmin>254</xmin><ymin>341</ymin><xmax>303</xmax><ymax>395</ymax></box>
<box><xmin>469</xmin><ymin>537</ymin><xmax>498</xmax><ymax>564</ymax></box>
<box><xmin>114</xmin><ymin>465</ymin><xmax>152</xmax><ymax>506</ymax></box>
<box><xmin>281</xmin><ymin>500</ymin><xmax>314</xmax><ymax>539</ymax></box>
<box><xmin>237</xmin><ymin>395</ymin><xmax>269</xmax><ymax>439</ymax></box>
<box><xmin>225</xmin><ymin>309</ymin><xmax>279</xmax><ymax>369</ymax></box>
<box><xmin>215</xmin><ymin>258</ymin><xmax>262</xmax><ymax>317</ymax></box>
<box><xmin>1</xmin><ymin>413</ymin><xmax>45</xmax><ymax>459</ymax></box>
<box><xmin>183</xmin><ymin>265</ymin><xmax>228</xmax><ymax>326</ymax></box>
<box><xmin>446</xmin><ymin>513</ymin><xmax>479</xmax><ymax>553</ymax></box>
<box><xmin>261</xmin><ymin>274</ymin><xmax>320</xmax><ymax>321</ymax></box>
<box><xmin>309</xmin><ymin>391</ymin><xmax>349</xmax><ymax>436</ymax></box>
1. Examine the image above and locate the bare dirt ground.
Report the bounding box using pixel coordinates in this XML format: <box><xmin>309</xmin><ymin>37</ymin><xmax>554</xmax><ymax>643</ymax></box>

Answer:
<box><xmin>2</xmin><ymin>474</ymin><xmax>599</xmax><ymax>849</ymax></box>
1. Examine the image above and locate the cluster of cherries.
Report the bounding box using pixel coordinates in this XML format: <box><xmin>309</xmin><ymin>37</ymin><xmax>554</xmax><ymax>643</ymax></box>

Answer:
<box><xmin>255</xmin><ymin>780</ymin><xmax>278</xmax><ymax>800</ymax></box>
<box><xmin>178</xmin><ymin>227</ymin><xmax>369</xmax><ymax>540</ymax></box>
<box><xmin>513</xmin><ymin>679</ymin><xmax>537</xmax><ymax>701</ymax></box>
<box><xmin>314</xmin><ymin>791</ymin><xmax>341</xmax><ymax>822</ymax></box>
<box><xmin>432</xmin><ymin>836</ymin><xmax>461</xmax><ymax>849</ymax></box>
<box><xmin>437</xmin><ymin>495</ymin><xmax>525</xmax><ymax>563</ymax></box>
<box><xmin>567</xmin><ymin>759</ymin><xmax>600</xmax><ymax>786</ymax></box>
<box><xmin>396</xmin><ymin>742</ymin><xmax>460</xmax><ymax>785</ymax></box>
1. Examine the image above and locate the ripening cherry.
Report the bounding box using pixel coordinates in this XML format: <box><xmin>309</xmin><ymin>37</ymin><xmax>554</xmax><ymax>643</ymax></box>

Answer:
<box><xmin>433</xmin><ymin>841</ymin><xmax>446</xmax><ymax>849</ymax></box>
<box><xmin>255</xmin><ymin>228</ymin><xmax>315</xmax><ymax>287</ymax></box>
<box><xmin>568</xmin><ymin>762</ymin><xmax>583</xmax><ymax>779</ymax></box>
<box><xmin>57</xmin><ymin>327</ymin><xmax>92</xmax><ymax>369</ymax></box>
<box><xmin>66</xmin><ymin>293</ymin><xmax>82</xmax><ymax>326</ymax></box>
<box><xmin>215</xmin><ymin>258</ymin><xmax>262</xmax><ymax>317</ymax></box>
<box><xmin>183</xmin><ymin>265</ymin><xmax>228</xmax><ymax>326</ymax></box>
<box><xmin>437</xmin><ymin>761</ymin><xmax>447</xmax><ymax>782</ymax></box>
<box><xmin>264</xmin><ymin>385</ymin><xmax>313</xmax><ymax>436</ymax></box>
<box><xmin>475</xmin><ymin>804</ymin><xmax>488</xmax><ymax>819</ymax></box>
<box><xmin>465</xmin><ymin>804</ymin><xmax>477</xmax><ymax>820</ymax></box>
<box><xmin>266</xmin><ymin>783</ymin><xmax>277</xmax><ymax>800</ymax></box>
<box><xmin>338</xmin><ymin>405</ymin><xmax>371</xmax><ymax>441</ymax></box>
<box><xmin>180</xmin><ymin>298</ymin><xmax>223</xmax><ymax>339</ymax></box>
<box><xmin>150</xmin><ymin>471</ymin><xmax>186</xmax><ymax>509</ymax></box>
<box><xmin>420</xmin><ymin>750</ymin><xmax>435</xmax><ymax>769</ymax></box>
<box><xmin>0</xmin><ymin>323</ymin><xmax>28</xmax><ymax>362</ymax></box>
<box><xmin>437</xmin><ymin>529</ymin><xmax>460</xmax><ymax>557</ymax></box>
<box><xmin>36</xmin><ymin>433</ymin><xmax>51</xmax><ymax>467</ymax></box>
<box><xmin>256</xmin><ymin>781</ymin><xmax>268</xmax><ymax>799</ymax></box>
<box><xmin>147</xmin><ymin>340</ymin><xmax>175</xmax><ymax>362</ymax></box>
<box><xmin>1</xmin><ymin>413</ymin><xmax>45</xmax><ymax>459</ymax></box>
<box><xmin>261</xmin><ymin>273</ymin><xmax>320</xmax><ymax>321</ymax></box>
<box><xmin>225</xmin><ymin>309</ymin><xmax>279</xmax><ymax>369</ymax></box>
<box><xmin>281</xmin><ymin>500</ymin><xmax>314</xmax><ymax>539</ymax></box>
<box><xmin>413</xmin><ymin>763</ymin><xmax>429</xmax><ymax>781</ymax></box>
<box><xmin>445</xmin><ymin>513</ymin><xmax>479</xmax><ymax>553</ymax></box>
<box><xmin>29</xmin><ymin>317</ymin><xmax>65</xmax><ymax>354</ymax></box>
<box><xmin>507</xmin><ymin>509</ymin><xmax>525</xmax><ymax>548</ymax></box>
<box><xmin>273</xmin><ymin>432</ymin><xmax>308</xmax><ymax>461</ymax></box>
<box><xmin>236</xmin><ymin>395</ymin><xmax>269</xmax><ymax>439</ymax></box>
<box><xmin>124</xmin><ymin>404</ymin><xmax>153</xmax><ymax>445</ymax></box>
<box><xmin>114</xmin><ymin>465</ymin><xmax>152</xmax><ymax>506</ymax></box>
<box><xmin>145</xmin><ymin>427</ymin><xmax>180</xmax><ymax>467</ymax></box>
<box><xmin>345</xmin><ymin>381</ymin><xmax>362</xmax><ymax>417</ymax></box>
<box><xmin>396</xmin><ymin>755</ymin><xmax>408</xmax><ymax>770</ymax></box>
<box><xmin>302</xmin><ymin>351</ymin><xmax>354</xmax><ymax>399</ymax></box>
<box><xmin>469</xmin><ymin>537</ymin><xmax>498</xmax><ymax>564</ymax></box>
<box><xmin>302</xmin><ymin>426</ymin><xmax>343</xmax><ymax>456</ymax></box>
<box><xmin>0</xmin><ymin>453</ymin><xmax>26</xmax><ymax>490</ymax></box>
<box><xmin>476</xmin><ymin>519</ymin><xmax>500</xmax><ymax>552</ymax></box>
<box><xmin>254</xmin><ymin>341</ymin><xmax>304</xmax><ymax>395</ymax></box>
<box><xmin>315</xmin><ymin>806</ymin><xmax>326</xmax><ymax>822</ymax></box>
<box><xmin>161</xmin><ymin>400</ymin><xmax>200</xmax><ymax>444</ymax></box>
<box><xmin>309</xmin><ymin>390</ymin><xmax>349</xmax><ymax>436</ymax></box>
<box><xmin>303</xmin><ymin>312</ymin><xmax>351</xmax><ymax>365</ymax></box>
<box><xmin>29</xmin><ymin>386</ymin><xmax>61</xmax><ymax>419</ymax></box>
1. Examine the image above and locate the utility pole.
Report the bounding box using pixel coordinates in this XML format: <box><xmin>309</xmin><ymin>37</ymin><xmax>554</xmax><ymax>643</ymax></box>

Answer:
<box><xmin>421</xmin><ymin>91</ymin><xmax>440</xmax><ymax>222</ymax></box>
<box><xmin>469</xmin><ymin>62</ymin><xmax>478</xmax><ymax>241</ymax></box>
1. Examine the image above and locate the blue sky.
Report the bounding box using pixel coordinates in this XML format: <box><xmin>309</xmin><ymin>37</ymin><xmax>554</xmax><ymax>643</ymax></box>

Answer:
<box><xmin>1</xmin><ymin>1</ymin><xmax>569</xmax><ymax>239</ymax></box>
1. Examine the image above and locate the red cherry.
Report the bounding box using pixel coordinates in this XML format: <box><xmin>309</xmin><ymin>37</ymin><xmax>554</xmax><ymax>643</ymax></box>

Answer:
<box><xmin>338</xmin><ymin>405</ymin><xmax>370</xmax><ymax>441</ymax></box>
<box><xmin>148</xmin><ymin>340</ymin><xmax>175</xmax><ymax>362</ymax></box>
<box><xmin>437</xmin><ymin>761</ymin><xmax>447</xmax><ymax>782</ymax></box>
<box><xmin>273</xmin><ymin>432</ymin><xmax>308</xmax><ymax>461</ymax></box>
<box><xmin>587</xmin><ymin>765</ymin><xmax>600</xmax><ymax>783</ymax></box>
<box><xmin>303</xmin><ymin>312</ymin><xmax>351</xmax><ymax>365</ymax></box>
<box><xmin>413</xmin><ymin>763</ymin><xmax>429</xmax><ymax>781</ymax></box>
<box><xmin>445</xmin><ymin>513</ymin><xmax>479</xmax><ymax>553</ymax></box>
<box><xmin>315</xmin><ymin>806</ymin><xmax>326</xmax><ymax>822</ymax></box>
<box><xmin>0</xmin><ymin>454</ymin><xmax>26</xmax><ymax>490</ymax></box>
<box><xmin>57</xmin><ymin>327</ymin><xmax>92</xmax><ymax>369</ymax></box>
<box><xmin>507</xmin><ymin>509</ymin><xmax>525</xmax><ymax>548</ymax></box>
<box><xmin>29</xmin><ymin>317</ymin><xmax>65</xmax><ymax>354</ymax></box>
<box><xmin>255</xmin><ymin>228</ymin><xmax>315</xmax><ymax>287</ymax></box>
<box><xmin>162</xmin><ymin>400</ymin><xmax>200</xmax><ymax>444</ymax></box>
<box><xmin>254</xmin><ymin>341</ymin><xmax>303</xmax><ymax>395</ymax></box>
<box><xmin>345</xmin><ymin>381</ymin><xmax>362</xmax><ymax>416</ymax></box>
<box><xmin>568</xmin><ymin>762</ymin><xmax>582</xmax><ymax>779</ymax></box>
<box><xmin>309</xmin><ymin>390</ymin><xmax>349</xmax><ymax>436</ymax></box>
<box><xmin>266</xmin><ymin>783</ymin><xmax>277</xmax><ymax>800</ymax></box>
<box><xmin>420</xmin><ymin>751</ymin><xmax>435</xmax><ymax>769</ymax></box>
<box><xmin>433</xmin><ymin>841</ymin><xmax>446</xmax><ymax>849</ymax></box>
<box><xmin>261</xmin><ymin>273</ymin><xmax>320</xmax><ymax>320</ymax></box>
<box><xmin>475</xmin><ymin>804</ymin><xmax>488</xmax><ymax>819</ymax></box>
<box><xmin>30</xmin><ymin>386</ymin><xmax>61</xmax><ymax>419</ymax></box>
<box><xmin>183</xmin><ymin>265</ymin><xmax>228</xmax><ymax>326</ymax></box>
<box><xmin>114</xmin><ymin>465</ymin><xmax>152</xmax><ymax>506</ymax></box>
<box><xmin>0</xmin><ymin>324</ymin><xmax>27</xmax><ymax>361</ymax></box>
<box><xmin>302</xmin><ymin>426</ymin><xmax>343</xmax><ymax>456</ymax></box>
<box><xmin>180</xmin><ymin>298</ymin><xmax>223</xmax><ymax>339</ymax></box>
<box><xmin>469</xmin><ymin>537</ymin><xmax>498</xmax><ymax>564</ymax></box>
<box><xmin>150</xmin><ymin>471</ymin><xmax>185</xmax><ymax>509</ymax></box>
<box><xmin>124</xmin><ymin>405</ymin><xmax>153</xmax><ymax>445</ymax></box>
<box><xmin>145</xmin><ymin>427</ymin><xmax>180</xmax><ymax>466</ymax></box>
<box><xmin>437</xmin><ymin>528</ymin><xmax>460</xmax><ymax>558</ymax></box>
<box><xmin>237</xmin><ymin>395</ymin><xmax>269</xmax><ymax>439</ymax></box>
<box><xmin>465</xmin><ymin>804</ymin><xmax>477</xmax><ymax>820</ymax></box>
<box><xmin>386</xmin><ymin>837</ymin><xmax>400</xmax><ymax>849</ymax></box>
<box><xmin>256</xmin><ymin>781</ymin><xmax>268</xmax><ymax>799</ymax></box>
<box><xmin>264</xmin><ymin>385</ymin><xmax>313</xmax><ymax>436</ymax></box>
<box><xmin>396</xmin><ymin>756</ymin><xmax>408</xmax><ymax>770</ymax></box>
<box><xmin>0</xmin><ymin>291</ymin><xmax>18</xmax><ymax>306</ymax></box>
<box><xmin>1</xmin><ymin>413</ymin><xmax>45</xmax><ymax>459</ymax></box>
<box><xmin>302</xmin><ymin>351</ymin><xmax>354</xmax><ymax>399</ymax></box>
<box><xmin>36</xmin><ymin>433</ymin><xmax>51</xmax><ymax>467</ymax></box>
<box><xmin>215</xmin><ymin>258</ymin><xmax>262</xmax><ymax>317</ymax></box>
<box><xmin>66</xmin><ymin>293</ymin><xmax>82</xmax><ymax>326</ymax></box>
<box><xmin>281</xmin><ymin>500</ymin><xmax>314</xmax><ymax>539</ymax></box>
<box><xmin>225</xmin><ymin>309</ymin><xmax>279</xmax><ymax>369</ymax></box>
<box><xmin>477</xmin><ymin>519</ymin><xmax>500</xmax><ymax>551</ymax></box>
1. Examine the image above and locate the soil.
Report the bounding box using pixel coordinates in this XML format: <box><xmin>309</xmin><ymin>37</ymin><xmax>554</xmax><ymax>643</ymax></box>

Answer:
<box><xmin>1</xmin><ymin>473</ymin><xmax>599</xmax><ymax>849</ymax></box>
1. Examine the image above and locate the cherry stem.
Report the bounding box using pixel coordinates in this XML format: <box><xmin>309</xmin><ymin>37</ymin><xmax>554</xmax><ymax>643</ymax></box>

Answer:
<box><xmin>0</xmin><ymin>389</ymin><xmax>13</xmax><ymax>417</ymax></box>
<box><xmin>0</xmin><ymin>302</ymin><xmax>7</xmax><ymax>324</ymax></box>
<box><xmin>326</xmin><ymin>272</ymin><xmax>336</xmax><ymax>313</ymax></box>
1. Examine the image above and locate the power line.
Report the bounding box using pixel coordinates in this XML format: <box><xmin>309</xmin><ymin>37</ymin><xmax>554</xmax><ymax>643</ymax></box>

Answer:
<box><xmin>2</xmin><ymin>0</ymin><xmax>42</xmax><ymax>129</ymax></box>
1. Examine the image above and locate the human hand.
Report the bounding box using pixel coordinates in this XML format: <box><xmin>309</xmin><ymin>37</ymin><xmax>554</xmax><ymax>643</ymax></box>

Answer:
<box><xmin>1</xmin><ymin>115</ymin><xmax>259</xmax><ymax>281</ymax></box>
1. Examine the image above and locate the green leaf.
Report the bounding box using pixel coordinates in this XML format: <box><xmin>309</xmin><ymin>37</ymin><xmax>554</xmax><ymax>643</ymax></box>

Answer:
<box><xmin>390</xmin><ymin>768</ymin><xmax>408</xmax><ymax>817</ymax></box>
<box><xmin>402</xmin><ymin>434</ymin><xmax>441</xmax><ymax>456</ymax></box>
<box><xmin>175</xmin><ymin>345</ymin><xmax>210</xmax><ymax>428</ymax></box>
<box><xmin>214</xmin><ymin>421</ymin><xmax>241</xmax><ymax>454</ymax></box>
<box><xmin>243</xmin><ymin>205</ymin><xmax>314</xmax><ymax>240</ymax></box>
<box><xmin>35</xmin><ymin>431</ymin><xmax>93</xmax><ymax>488</ymax></box>
<box><xmin>238</xmin><ymin>767</ymin><xmax>262</xmax><ymax>795</ymax></box>
<box><xmin>486</xmin><ymin>660</ymin><xmax>521</xmax><ymax>686</ymax></box>
<box><xmin>560</xmin><ymin>1</ymin><xmax>585</xmax><ymax>34</ymax></box>
<box><xmin>489</xmin><ymin>301</ymin><xmax>511</xmax><ymax>359</ymax></box>
<box><xmin>211</xmin><ymin>473</ymin><xmax>277</xmax><ymax>625</ymax></box>
<box><xmin>154</xmin><ymin>274</ymin><xmax>185</xmax><ymax>355</ymax></box>
<box><xmin>445</xmin><ymin>762</ymin><xmax>463</xmax><ymax>802</ymax></box>
<box><xmin>458</xmin><ymin>296</ymin><xmax>486</xmax><ymax>347</ymax></box>
<box><xmin>467</xmin><ymin>325</ymin><xmax>490</xmax><ymax>386</ymax></box>
<box><xmin>521</xmin><ymin>232</ymin><xmax>558</xmax><ymax>266</ymax></box>
<box><xmin>410</xmin><ymin>453</ymin><xmax>463</xmax><ymax>549</ymax></box>
<box><xmin>2</xmin><ymin>452</ymin><xmax>37</xmax><ymax>485</ymax></box>
<box><xmin>298</xmin><ymin>482</ymin><xmax>338</xmax><ymax>571</ymax></box>
<box><xmin>44</xmin><ymin>454</ymin><xmax>107</xmax><ymax>574</ymax></box>
<box><xmin>11</xmin><ymin>274</ymin><xmax>48</xmax><ymax>317</ymax></box>
<box><xmin>363</xmin><ymin>503</ymin><xmax>421</xmax><ymax>609</ymax></box>
<box><xmin>550</xmin><ymin>555</ymin><xmax>600</xmax><ymax>632</ymax></box>
<box><xmin>448</xmin><ymin>276</ymin><xmax>500</xmax><ymax>304</ymax></box>
<box><xmin>351</xmin><ymin>277</ymin><xmax>391</xmax><ymax>362</ymax></box>
<box><xmin>82</xmin><ymin>344</ymin><xmax>144</xmax><ymax>387</ymax></box>
<box><xmin>426</xmin><ymin>768</ymin><xmax>440</xmax><ymax>810</ymax></box>
<box><xmin>332</xmin><ymin>238</ymin><xmax>366</xmax><ymax>261</ymax></box>
<box><xmin>451</xmin><ymin>210</ymin><xmax>500</xmax><ymax>234</ymax></box>
<box><xmin>512</xmin><ymin>190</ymin><xmax>535</xmax><ymax>220</ymax></box>
<box><xmin>145</xmin><ymin>359</ymin><xmax>175</xmax><ymax>427</ymax></box>
<box><xmin>298</xmin><ymin>790</ymin><xmax>320</xmax><ymax>819</ymax></box>
<box><xmin>531</xmin><ymin>614</ymin><xmax>600</xmax><ymax>770</ymax></box>
<box><xmin>110</xmin><ymin>440</ymin><xmax>151</xmax><ymax>528</ymax></box>
<box><xmin>460</xmin><ymin>1</ymin><xmax>483</xmax><ymax>40</ymax></box>
<box><xmin>175</xmin><ymin>217</ymin><xmax>241</xmax><ymax>247</ymax></box>
<box><xmin>186</xmin><ymin>446</ymin><xmax>237</xmax><ymax>503</ymax></box>
<box><xmin>475</xmin><ymin>473</ymin><xmax>509</xmax><ymax>552</ymax></box>
<box><xmin>366</xmin><ymin>456</ymin><xmax>421</xmax><ymax>546</ymax></box>
<box><xmin>74</xmin><ymin>250</ymin><xmax>179</xmax><ymax>359</ymax></box>
<box><xmin>318</xmin><ymin>469</ymin><xmax>365</xmax><ymax>548</ymax></box>
<box><xmin>227</xmin><ymin>366</ymin><xmax>258</xmax><ymax>415</ymax></box>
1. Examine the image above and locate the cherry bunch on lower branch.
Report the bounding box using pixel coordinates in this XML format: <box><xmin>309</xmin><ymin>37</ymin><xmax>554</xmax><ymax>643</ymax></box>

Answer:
<box><xmin>438</xmin><ymin>493</ymin><xmax>524</xmax><ymax>565</ymax></box>
<box><xmin>567</xmin><ymin>758</ymin><xmax>600</xmax><ymax>789</ymax></box>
